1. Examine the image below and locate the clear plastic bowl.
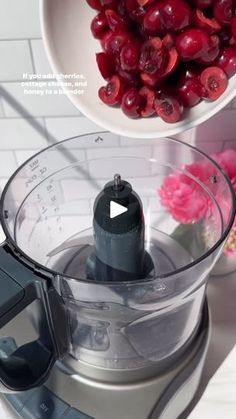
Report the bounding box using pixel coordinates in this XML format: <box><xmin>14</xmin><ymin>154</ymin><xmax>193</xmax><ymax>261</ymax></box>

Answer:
<box><xmin>1</xmin><ymin>133</ymin><xmax>235</xmax><ymax>372</ymax></box>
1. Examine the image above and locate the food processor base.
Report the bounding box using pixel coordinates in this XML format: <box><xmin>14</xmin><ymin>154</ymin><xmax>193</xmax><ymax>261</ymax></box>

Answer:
<box><xmin>3</xmin><ymin>301</ymin><xmax>210</xmax><ymax>419</ymax></box>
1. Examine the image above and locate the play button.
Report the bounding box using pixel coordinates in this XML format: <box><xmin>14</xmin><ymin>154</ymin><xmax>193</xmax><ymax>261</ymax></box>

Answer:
<box><xmin>110</xmin><ymin>201</ymin><xmax>128</xmax><ymax>219</ymax></box>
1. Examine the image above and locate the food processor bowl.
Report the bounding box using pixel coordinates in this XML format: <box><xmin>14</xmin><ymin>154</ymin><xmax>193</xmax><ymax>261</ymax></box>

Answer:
<box><xmin>0</xmin><ymin>133</ymin><xmax>235</xmax><ymax>379</ymax></box>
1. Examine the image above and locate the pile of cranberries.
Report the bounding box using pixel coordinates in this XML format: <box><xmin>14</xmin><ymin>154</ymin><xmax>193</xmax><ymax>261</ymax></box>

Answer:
<box><xmin>86</xmin><ymin>0</ymin><xmax>236</xmax><ymax>123</ymax></box>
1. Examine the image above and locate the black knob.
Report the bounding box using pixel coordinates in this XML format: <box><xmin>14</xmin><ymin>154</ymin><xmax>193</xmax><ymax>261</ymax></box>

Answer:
<box><xmin>86</xmin><ymin>175</ymin><xmax>147</xmax><ymax>282</ymax></box>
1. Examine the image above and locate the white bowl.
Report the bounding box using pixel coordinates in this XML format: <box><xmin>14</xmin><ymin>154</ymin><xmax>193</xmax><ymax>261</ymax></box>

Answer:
<box><xmin>40</xmin><ymin>0</ymin><xmax>236</xmax><ymax>139</ymax></box>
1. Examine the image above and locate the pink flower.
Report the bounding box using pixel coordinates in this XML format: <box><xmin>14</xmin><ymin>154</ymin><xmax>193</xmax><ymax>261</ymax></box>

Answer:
<box><xmin>159</xmin><ymin>170</ymin><xmax>209</xmax><ymax>224</ymax></box>
<box><xmin>213</xmin><ymin>149</ymin><xmax>236</xmax><ymax>180</ymax></box>
<box><xmin>159</xmin><ymin>147</ymin><xmax>236</xmax><ymax>257</ymax></box>
<box><xmin>159</xmin><ymin>159</ymin><xmax>216</xmax><ymax>224</ymax></box>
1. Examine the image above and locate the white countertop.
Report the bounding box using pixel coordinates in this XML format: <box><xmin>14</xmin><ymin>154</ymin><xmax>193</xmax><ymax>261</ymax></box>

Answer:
<box><xmin>0</xmin><ymin>269</ymin><xmax>235</xmax><ymax>418</ymax></box>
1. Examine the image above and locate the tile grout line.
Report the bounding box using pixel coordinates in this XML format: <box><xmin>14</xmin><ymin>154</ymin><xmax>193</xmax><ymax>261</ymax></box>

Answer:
<box><xmin>28</xmin><ymin>40</ymin><xmax>36</xmax><ymax>74</ymax></box>
<box><xmin>0</xmin><ymin>97</ymin><xmax>5</xmax><ymax>118</ymax></box>
<box><xmin>0</xmin><ymin>37</ymin><xmax>42</xmax><ymax>42</ymax></box>
<box><xmin>12</xmin><ymin>150</ymin><xmax>20</xmax><ymax>167</ymax></box>
<box><xmin>0</xmin><ymin>113</ymin><xmax>83</xmax><ymax>119</ymax></box>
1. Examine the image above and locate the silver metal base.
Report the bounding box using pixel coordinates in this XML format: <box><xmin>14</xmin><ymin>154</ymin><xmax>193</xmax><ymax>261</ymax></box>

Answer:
<box><xmin>45</xmin><ymin>303</ymin><xmax>210</xmax><ymax>419</ymax></box>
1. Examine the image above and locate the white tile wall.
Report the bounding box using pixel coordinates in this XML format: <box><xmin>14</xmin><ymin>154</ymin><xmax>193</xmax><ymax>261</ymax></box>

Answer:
<box><xmin>31</xmin><ymin>40</ymin><xmax>54</xmax><ymax>75</ymax></box>
<box><xmin>0</xmin><ymin>0</ymin><xmax>41</xmax><ymax>39</ymax></box>
<box><xmin>0</xmin><ymin>151</ymin><xmax>17</xmax><ymax>176</ymax></box>
<box><xmin>0</xmin><ymin>118</ymin><xmax>47</xmax><ymax>149</ymax></box>
<box><xmin>44</xmin><ymin>117</ymin><xmax>103</xmax><ymax>142</ymax></box>
<box><xmin>0</xmin><ymin>41</ymin><xmax>33</xmax><ymax>81</ymax></box>
<box><xmin>14</xmin><ymin>150</ymin><xmax>41</xmax><ymax>166</ymax></box>
<box><xmin>1</xmin><ymin>82</ymin><xmax>80</xmax><ymax>117</ymax></box>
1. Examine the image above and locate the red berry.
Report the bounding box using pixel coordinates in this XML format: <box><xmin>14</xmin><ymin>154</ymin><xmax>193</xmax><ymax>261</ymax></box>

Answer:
<box><xmin>86</xmin><ymin>0</ymin><xmax>102</xmax><ymax>11</ymax></box>
<box><xmin>99</xmin><ymin>75</ymin><xmax>125</xmax><ymax>105</ymax></box>
<box><xmin>140</xmin><ymin>47</ymin><xmax>179</xmax><ymax>85</ymax></box>
<box><xmin>231</xmin><ymin>16</ymin><xmax>236</xmax><ymax>41</ymax></box>
<box><xmin>177</xmin><ymin>77</ymin><xmax>201</xmax><ymax>107</ymax></box>
<box><xmin>200</xmin><ymin>66</ymin><xmax>228</xmax><ymax>100</ymax></box>
<box><xmin>160</xmin><ymin>47</ymin><xmax>179</xmax><ymax>78</ymax></box>
<box><xmin>89</xmin><ymin>0</ymin><xmax>233</xmax><ymax>122</ymax></box>
<box><xmin>214</xmin><ymin>0</ymin><xmax>232</xmax><ymax>26</ymax></box>
<box><xmin>195</xmin><ymin>9</ymin><xmax>221</xmax><ymax>34</ymax></box>
<box><xmin>139</xmin><ymin>86</ymin><xmax>156</xmax><ymax>117</ymax></box>
<box><xmin>120</xmin><ymin>40</ymin><xmax>141</xmax><ymax>71</ymax></box>
<box><xmin>118</xmin><ymin>68</ymin><xmax>141</xmax><ymax>87</ymax></box>
<box><xmin>155</xmin><ymin>95</ymin><xmax>183</xmax><ymax>123</ymax></box>
<box><xmin>197</xmin><ymin>35</ymin><xmax>220</xmax><ymax>64</ymax></box>
<box><xmin>139</xmin><ymin>38</ymin><xmax>167</xmax><ymax>74</ymax></box>
<box><xmin>143</xmin><ymin>0</ymin><xmax>192</xmax><ymax>35</ymax></box>
<box><xmin>137</xmin><ymin>0</ymin><xmax>155</xmax><ymax>6</ymax></box>
<box><xmin>191</xmin><ymin>0</ymin><xmax>214</xmax><ymax>9</ymax></box>
<box><xmin>162</xmin><ymin>34</ymin><xmax>174</xmax><ymax>49</ymax></box>
<box><xmin>175</xmin><ymin>28</ymin><xmax>212</xmax><ymax>60</ymax></box>
<box><xmin>101</xmin><ymin>0</ymin><xmax>119</xmax><ymax>8</ymax></box>
<box><xmin>105</xmin><ymin>9</ymin><xmax>127</xmax><ymax>32</ymax></box>
<box><xmin>143</xmin><ymin>4</ymin><xmax>164</xmax><ymax>35</ymax></box>
<box><xmin>103</xmin><ymin>31</ymin><xmax>132</xmax><ymax>56</ymax></box>
<box><xmin>91</xmin><ymin>12</ymin><xmax>108</xmax><ymax>39</ymax></box>
<box><xmin>96</xmin><ymin>52</ymin><xmax>115</xmax><ymax>79</ymax></box>
<box><xmin>159</xmin><ymin>0</ymin><xmax>193</xmax><ymax>32</ymax></box>
<box><xmin>216</xmin><ymin>46</ymin><xmax>236</xmax><ymax>76</ymax></box>
<box><xmin>125</xmin><ymin>0</ymin><xmax>146</xmax><ymax>23</ymax></box>
<box><xmin>121</xmin><ymin>88</ymin><xmax>142</xmax><ymax>117</ymax></box>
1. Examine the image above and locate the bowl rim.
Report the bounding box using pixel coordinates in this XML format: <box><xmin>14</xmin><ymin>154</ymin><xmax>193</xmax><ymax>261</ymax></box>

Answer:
<box><xmin>1</xmin><ymin>132</ymin><xmax>235</xmax><ymax>284</ymax></box>
<box><xmin>39</xmin><ymin>0</ymin><xmax>236</xmax><ymax>139</ymax></box>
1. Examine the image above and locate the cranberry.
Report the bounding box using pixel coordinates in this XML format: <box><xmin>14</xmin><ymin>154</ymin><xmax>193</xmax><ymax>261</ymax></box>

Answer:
<box><xmin>101</xmin><ymin>30</ymin><xmax>113</xmax><ymax>51</ymax></box>
<box><xmin>86</xmin><ymin>0</ymin><xmax>102</xmax><ymax>11</ymax></box>
<box><xmin>139</xmin><ymin>86</ymin><xmax>156</xmax><ymax>116</ymax></box>
<box><xmin>197</xmin><ymin>35</ymin><xmax>220</xmax><ymax>64</ymax></box>
<box><xmin>139</xmin><ymin>38</ymin><xmax>167</xmax><ymax>74</ymax></box>
<box><xmin>155</xmin><ymin>95</ymin><xmax>183</xmax><ymax>123</ymax></box>
<box><xmin>195</xmin><ymin>9</ymin><xmax>221</xmax><ymax>34</ymax></box>
<box><xmin>99</xmin><ymin>75</ymin><xmax>125</xmax><ymax>105</ymax></box>
<box><xmin>125</xmin><ymin>0</ymin><xmax>146</xmax><ymax>23</ymax></box>
<box><xmin>218</xmin><ymin>28</ymin><xmax>231</xmax><ymax>45</ymax></box>
<box><xmin>105</xmin><ymin>9</ymin><xmax>127</xmax><ymax>32</ymax></box>
<box><xmin>140</xmin><ymin>46</ymin><xmax>179</xmax><ymax>85</ymax></box>
<box><xmin>141</xmin><ymin>72</ymin><xmax>160</xmax><ymax>87</ymax></box>
<box><xmin>103</xmin><ymin>31</ymin><xmax>132</xmax><ymax>56</ymax></box>
<box><xmin>91</xmin><ymin>12</ymin><xmax>108</xmax><ymax>39</ymax></box>
<box><xmin>120</xmin><ymin>40</ymin><xmax>141</xmax><ymax>71</ymax></box>
<box><xmin>143</xmin><ymin>4</ymin><xmax>164</xmax><ymax>35</ymax></box>
<box><xmin>137</xmin><ymin>0</ymin><xmax>155</xmax><ymax>6</ymax></box>
<box><xmin>89</xmin><ymin>0</ymin><xmax>234</xmax><ymax>122</ymax></box>
<box><xmin>101</xmin><ymin>0</ymin><xmax>119</xmax><ymax>8</ymax></box>
<box><xmin>121</xmin><ymin>88</ymin><xmax>142</xmax><ymax>117</ymax></box>
<box><xmin>118</xmin><ymin>68</ymin><xmax>141</xmax><ymax>86</ymax></box>
<box><xmin>162</xmin><ymin>34</ymin><xmax>174</xmax><ymax>49</ymax></box>
<box><xmin>175</xmin><ymin>28</ymin><xmax>212</xmax><ymax>60</ymax></box>
<box><xmin>231</xmin><ymin>16</ymin><xmax>236</xmax><ymax>41</ymax></box>
<box><xmin>159</xmin><ymin>0</ymin><xmax>193</xmax><ymax>32</ymax></box>
<box><xmin>177</xmin><ymin>77</ymin><xmax>201</xmax><ymax>107</ymax></box>
<box><xmin>216</xmin><ymin>46</ymin><xmax>236</xmax><ymax>76</ymax></box>
<box><xmin>160</xmin><ymin>47</ymin><xmax>179</xmax><ymax>77</ymax></box>
<box><xmin>200</xmin><ymin>66</ymin><xmax>228</xmax><ymax>100</ymax></box>
<box><xmin>191</xmin><ymin>0</ymin><xmax>214</xmax><ymax>9</ymax></box>
<box><xmin>143</xmin><ymin>0</ymin><xmax>192</xmax><ymax>36</ymax></box>
<box><xmin>96</xmin><ymin>52</ymin><xmax>115</xmax><ymax>79</ymax></box>
<box><xmin>214</xmin><ymin>0</ymin><xmax>232</xmax><ymax>26</ymax></box>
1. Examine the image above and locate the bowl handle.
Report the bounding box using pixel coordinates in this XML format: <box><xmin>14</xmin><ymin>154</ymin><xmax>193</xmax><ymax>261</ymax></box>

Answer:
<box><xmin>0</xmin><ymin>243</ymin><xmax>68</xmax><ymax>392</ymax></box>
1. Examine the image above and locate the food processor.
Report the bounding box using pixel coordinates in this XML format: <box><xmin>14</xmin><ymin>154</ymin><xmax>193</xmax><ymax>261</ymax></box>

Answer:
<box><xmin>0</xmin><ymin>133</ymin><xmax>234</xmax><ymax>419</ymax></box>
